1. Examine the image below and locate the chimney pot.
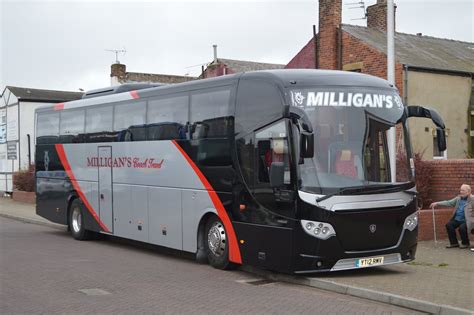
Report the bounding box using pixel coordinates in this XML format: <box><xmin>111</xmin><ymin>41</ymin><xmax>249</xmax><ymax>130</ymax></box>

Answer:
<box><xmin>416</xmin><ymin>33</ymin><xmax>422</xmax><ymax>36</ymax></box>
<box><xmin>213</xmin><ymin>45</ymin><xmax>218</xmax><ymax>64</ymax></box>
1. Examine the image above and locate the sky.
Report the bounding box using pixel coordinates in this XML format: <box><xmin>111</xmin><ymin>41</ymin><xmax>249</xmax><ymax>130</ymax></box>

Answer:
<box><xmin>1</xmin><ymin>0</ymin><xmax>473</xmax><ymax>93</ymax></box>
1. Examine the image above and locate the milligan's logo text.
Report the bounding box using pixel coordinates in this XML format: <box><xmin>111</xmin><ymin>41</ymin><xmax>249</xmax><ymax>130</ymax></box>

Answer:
<box><xmin>86</xmin><ymin>156</ymin><xmax>164</xmax><ymax>169</ymax></box>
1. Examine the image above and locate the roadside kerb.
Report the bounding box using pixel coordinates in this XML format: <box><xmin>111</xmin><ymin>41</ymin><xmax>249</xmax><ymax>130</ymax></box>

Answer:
<box><xmin>0</xmin><ymin>213</ymin><xmax>66</xmax><ymax>231</ymax></box>
<box><xmin>241</xmin><ymin>266</ymin><xmax>473</xmax><ymax>315</ymax></box>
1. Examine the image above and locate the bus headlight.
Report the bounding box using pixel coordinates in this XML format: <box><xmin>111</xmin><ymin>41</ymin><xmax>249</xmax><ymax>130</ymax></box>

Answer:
<box><xmin>403</xmin><ymin>212</ymin><xmax>418</xmax><ymax>231</ymax></box>
<box><xmin>301</xmin><ymin>220</ymin><xmax>336</xmax><ymax>240</ymax></box>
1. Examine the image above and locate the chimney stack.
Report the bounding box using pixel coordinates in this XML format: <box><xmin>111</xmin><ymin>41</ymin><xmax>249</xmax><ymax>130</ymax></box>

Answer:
<box><xmin>367</xmin><ymin>0</ymin><xmax>397</xmax><ymax>32</ymax></box>
<box><xmin>110</xmin><ymin>63</ymin><xmax>126</xmax><ymax>86</ymax></box>
<box><xmin>318</xmin><ymin>0</ymin><xmax>342</xmax><ymax>69</ymax></box>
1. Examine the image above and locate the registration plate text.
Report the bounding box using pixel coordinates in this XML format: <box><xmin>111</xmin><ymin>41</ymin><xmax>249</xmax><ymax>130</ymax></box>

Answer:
<box><xmin>356</xmin><ymin>256</ymin><xmax>384</xmax><ymax>268</ymax></box>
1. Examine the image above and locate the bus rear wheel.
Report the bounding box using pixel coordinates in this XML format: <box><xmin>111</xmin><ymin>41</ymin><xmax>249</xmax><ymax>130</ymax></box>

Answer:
<box><xmin>69</xmin><ymin>199</ymin><xmax>92</xmax><ymax>240</ymax></box>
<box><xmin>204</xmin><ymin>216</ymin><xmax>234</xmax><ymax>270</ymax></box>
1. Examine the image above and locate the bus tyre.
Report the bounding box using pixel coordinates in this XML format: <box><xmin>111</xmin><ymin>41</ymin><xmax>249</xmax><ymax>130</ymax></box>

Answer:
<box><xmin>69</xmin><ymin>199</ymin><xmax>92</xmax><ymax>240</ymax></box>
<box><xmin>205</xmin><ymin>216</ymin><xmax>234</xmax><ymax>270</ymax></box>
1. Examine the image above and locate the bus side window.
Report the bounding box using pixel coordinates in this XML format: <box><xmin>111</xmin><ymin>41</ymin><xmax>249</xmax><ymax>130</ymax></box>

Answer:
<box><xmin>147</xmin><ymin>95</ymin><xmax>188</xmax><ymax>140</ymax></box>
<box><xmin>190</xmin><ymin>88</ymin><xmax>231</xmax><ymax>140</ymax></box>
<box><xmin>37</xmin><ymin>111</ymin><xmax>59</xmax><ymax>144</ymax></box>
<box><xmin>85</xmin><ymin>106</ymin><xmax>114</xmax><ymax>143</ymax></box>
<box><xmin>255</xmin><ymin>120</ymin><xmax>291</xmax><ymax>185</ymax></box>
<box><xmin>59</xmin><ymin>109</ymin><xmax>85</xmax><ymax>143</ymax></box>
<box><xmin>114</xmin><ymin>101</ymin><xmax>146</xmax><ymax>141</ymax></box>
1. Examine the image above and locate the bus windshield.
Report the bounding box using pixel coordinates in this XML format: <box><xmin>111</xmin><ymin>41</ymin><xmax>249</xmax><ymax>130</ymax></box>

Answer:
<box><xmin>289</xmin><ymin>88</ymin><xmax>413</xmax><ymax>195</ymax></box>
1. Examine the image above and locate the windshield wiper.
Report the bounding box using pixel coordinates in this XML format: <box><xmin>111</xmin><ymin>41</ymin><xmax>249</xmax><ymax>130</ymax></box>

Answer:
<box><xmin>315</xmin><ymin>183</ymin><xmax>411</xmax><ymax>203</ymax></box>
<box><xmin>315</xmin><ymin>185</ymin><xmax>372</xmax><ymax>203</ymax></box>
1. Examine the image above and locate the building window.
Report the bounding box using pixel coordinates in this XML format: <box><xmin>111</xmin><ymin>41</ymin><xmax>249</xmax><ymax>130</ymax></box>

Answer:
<box><xmin>433</xmin><ymin>129</ymin><xmax>448</xmax><ymax>160</ymax></box>
<box><xmin>343</xmin><ymin>62</ymin><xmax>364</xmax><ymax>73</ymax></box>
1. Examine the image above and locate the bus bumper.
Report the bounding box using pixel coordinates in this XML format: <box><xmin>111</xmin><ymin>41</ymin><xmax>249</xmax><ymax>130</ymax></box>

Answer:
<box><xmin>293</xmin><ymin>228</ymin><xmax>418</xmax><ymax>273</ymax></box>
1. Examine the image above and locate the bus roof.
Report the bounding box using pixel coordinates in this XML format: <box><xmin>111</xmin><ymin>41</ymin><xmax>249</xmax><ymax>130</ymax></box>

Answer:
<box><xmin>35</xmin><ymin>69</ymin><xmax>395</xmax><ymax>113</ymax></box>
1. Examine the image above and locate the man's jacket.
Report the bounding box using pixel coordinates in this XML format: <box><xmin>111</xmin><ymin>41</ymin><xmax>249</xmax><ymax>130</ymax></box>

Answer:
<box><xmin>438</xmin><ymin>195</ymin><xmax>474</xmax><ymax>232</ymax></box>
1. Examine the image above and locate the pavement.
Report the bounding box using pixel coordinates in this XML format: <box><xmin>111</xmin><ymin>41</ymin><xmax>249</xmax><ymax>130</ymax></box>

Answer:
<box><xmin>1</xmin><ymin>196</ymin><xmax>473</xmax><ymax>315</ymax></box>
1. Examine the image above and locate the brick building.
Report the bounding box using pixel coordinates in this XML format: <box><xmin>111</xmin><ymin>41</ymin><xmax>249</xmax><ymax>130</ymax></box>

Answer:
<box><xmin>110</xmin><ymin>63</ymin><xmax>196</xmax><ymax>86</ymax></box>
<box><xmin>286</xmin><ymin>0</ymin><xmax>474</xmax><ymax>159</ymax></box>
<box><xmin>201</xmin><ymin>58</ymin><xmax>284</xmax><ymax>78</ymax></box>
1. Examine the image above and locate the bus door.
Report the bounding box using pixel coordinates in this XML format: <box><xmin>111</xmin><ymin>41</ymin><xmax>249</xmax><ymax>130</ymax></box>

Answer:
<box><xmin>98</xmin><ymin>146</ymin><xmax>113</xmax><ymax>232</ymax></box>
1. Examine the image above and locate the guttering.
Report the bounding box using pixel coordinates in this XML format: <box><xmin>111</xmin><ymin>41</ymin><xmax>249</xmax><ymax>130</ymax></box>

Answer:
<box><xmin>405</xmin><ymin>65</ymin><xmax>473</xmax><ymax>77</ymax></box>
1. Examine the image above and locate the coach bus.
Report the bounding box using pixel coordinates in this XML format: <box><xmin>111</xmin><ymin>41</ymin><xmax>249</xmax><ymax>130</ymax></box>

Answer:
<box><xmin>35</xmin><ymin>70</ymin><xmax>446</xmax><ymax>273</ymax></box>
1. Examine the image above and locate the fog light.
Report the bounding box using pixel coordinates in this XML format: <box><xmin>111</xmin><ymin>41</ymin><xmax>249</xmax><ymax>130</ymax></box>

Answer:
<box><xmin>301</xmin><ymin>220</ymin><xmax>336</xmax><ymax>240</ymax></box>
<box><xmin>316</xmin><ymin>261</ymin><xmax>323</xmax><ymax>268</ymax></box>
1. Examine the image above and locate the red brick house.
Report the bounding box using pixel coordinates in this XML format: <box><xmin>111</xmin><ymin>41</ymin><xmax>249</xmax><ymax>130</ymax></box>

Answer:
<box><xmin>110</xmin><ymin>63</ymin><xmax>196</xmax><ymax>86</ymax></box>
<box><xmin>286</xmin><ymin>0</ymin><xmax>474</xmax><ymax>159</ymax></box>
<box><xmin>201</xmin><ymin>58</ymin><xmax>284</xmax><ymax>79</ymax></box>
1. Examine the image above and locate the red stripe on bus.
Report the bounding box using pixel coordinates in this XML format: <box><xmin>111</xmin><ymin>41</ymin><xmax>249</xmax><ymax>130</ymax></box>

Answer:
<box><xmin>171</xmin><ymin>140</ymin><xmax>242</xmax><ymax>264</ymax></box>
<box><xmin>55</xmin><ymin>144</ymin><xmax>110</xmax><ymax>233</ymax></box>
<box><xmin>130</xmin><ymin>90</ymin><xmax>140</xmax><ymax>99</ymax></box>
<box><xmin>54</xmin><ymin>103</ymin><xmax>65</xmax><ymax>111</ymax></box>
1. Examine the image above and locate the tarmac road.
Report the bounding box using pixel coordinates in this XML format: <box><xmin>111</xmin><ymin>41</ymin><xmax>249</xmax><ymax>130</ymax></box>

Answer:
<box><xmin>0</xmin><ymin>216</ymin><xmax>424</xmax><ymax>314</ymax></box>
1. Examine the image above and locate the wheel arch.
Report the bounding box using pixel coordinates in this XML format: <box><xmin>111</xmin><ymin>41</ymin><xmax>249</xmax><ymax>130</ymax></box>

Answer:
<box><xmin>66</xmin><ymin>191</ymin><xmax>79</xmax><ymax>230</ymax></box>
<box><xmin>196</xmin><ymin>211</ymin><xmax>219</xmax><ymax>263</ymax></box>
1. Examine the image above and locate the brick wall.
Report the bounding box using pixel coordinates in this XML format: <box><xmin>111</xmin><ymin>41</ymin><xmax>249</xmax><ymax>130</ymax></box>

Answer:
<box><xmin>285</xmin><ymin>38</ymin><xmax>316</xmax><ymax>69</ymax></box>
<box><xmin>12</xmin><ymin>191</ymin><xmax>36</xmax><ymax>204</ymax></box>
<box><xmin>425</xmin><ymin>159</ymin><xmax>474</xmax><ymax>202</ymax></box>
<box><xmin>341</xmin><ymin>31</ymin><xmax>404</xmax><ymax>95</ymax></box>
<box><xmin>418</xmin><ymin>159</ymin><xmax>474</xmax><ymax>241</ymax></box>
<box><xmin>418</xmin><ymin>208</ymin><xmax>451</xmax><ymax>241</ymax></box>
<box><xmin>202</xmin><ymin>63</ymin><xmax>235</xmax><ymax>78</ymax></box>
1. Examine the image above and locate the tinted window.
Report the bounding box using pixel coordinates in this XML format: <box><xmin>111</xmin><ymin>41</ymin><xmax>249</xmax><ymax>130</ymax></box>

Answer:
<box><xmin>86</xmin><ymin>106</ymin><xmax>113</xmax><ymax>133</ymax></box>
<box><xmin>85</xmin><ymin>106</ymin><xmax>115</xmax><ymax>142</ymax></box>
<box><xmin>37</xmin><ymin>112</ymin><xmax>59</xmax><ymax>144</ymax></box>
<box><xmin>235</xmin><ymin>79</ymin><xmax>283</xmax><ymax>135</ymax></box>
<box><xmin>190</xmin><ymin>88</ymin><xmax>231</xmax><ymax>139</ymax></box>
<box><xmin>59</xmin><ymin>109</ymin><xmax>85</xmax><ymax>143</ymax></box>
<box><xmin>114</xmin><ymin>101</ymin><xmax>146</xmax><ymax>141</ymax></box>
<box><xmin>147</xmin><ymin>95</ymin><xmax>188</xmax><ymax>140</ymax></box>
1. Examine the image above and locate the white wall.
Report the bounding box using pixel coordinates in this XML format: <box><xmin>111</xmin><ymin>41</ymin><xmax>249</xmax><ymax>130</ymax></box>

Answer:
<box><xmin>0</xmin><ymin>97</ymin><xmax>53</xmax><ymax>192</ymax></box>
<box><xmin>19</xmin><ymin>102</ymin><xmax>46</xmax><ymax>170</ymax></box>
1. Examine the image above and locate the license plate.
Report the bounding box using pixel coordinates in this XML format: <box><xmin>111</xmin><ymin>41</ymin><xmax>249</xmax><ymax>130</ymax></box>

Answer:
<box><xmin>356</xmin><ymin>256</ymin><xmax>384</xmax><ymax>268</ymax></box>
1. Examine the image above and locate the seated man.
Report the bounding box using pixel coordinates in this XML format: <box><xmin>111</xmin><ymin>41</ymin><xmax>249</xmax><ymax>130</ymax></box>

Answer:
<box><xmin>430</xmin><ymin>184</ymin><xmax>473</xmax><ymax>249</ymax></box>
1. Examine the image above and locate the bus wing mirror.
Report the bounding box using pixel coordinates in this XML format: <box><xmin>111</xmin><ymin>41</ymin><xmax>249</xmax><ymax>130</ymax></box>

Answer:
<box><xmin>269</xmin><ymin>162</ymin><xmax>285</xmax><ymax>188</ymax></box>
<box><xmin>286</xmin><ymin>106</ymin><xmax>313</xmax><ymax>133</ymax></box>
<box><xmin>436</xmin><ymin>127</ymin><xmax>446</xmax><ymax>152</ymax></box>
<box><xmin>405</xmin><ymin>106</ymin><xmax>445</xmax><ymax>129</ymax></box>
<box><xmin>300</xmin><ymin>132</ymin><xmax>314</xmax><ymax>159</ymax></box>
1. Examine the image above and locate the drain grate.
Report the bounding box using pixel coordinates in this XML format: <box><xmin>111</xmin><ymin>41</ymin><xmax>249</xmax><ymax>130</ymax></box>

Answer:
<box><xmin>78</xmin><ymin>288</ymin><xmax>111</xmax><ymax>296</ymax></box>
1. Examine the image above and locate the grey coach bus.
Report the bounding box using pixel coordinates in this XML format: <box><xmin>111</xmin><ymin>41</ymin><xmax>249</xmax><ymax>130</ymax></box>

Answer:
<box><xmin>35</xmin><ymin>69</ymin><xmax>446</xmax><ymax>273</ymax></box>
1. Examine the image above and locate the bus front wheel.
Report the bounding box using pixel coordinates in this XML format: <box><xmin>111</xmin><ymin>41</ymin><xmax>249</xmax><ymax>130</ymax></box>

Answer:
<box><xmin>69</xmin><ymin>199</ymin><xmax>92</xmax><ymax>240</ymax></box>
<box><xmin>204</xmin><ymin>216</ymin><xmax>234</xmax><ymax>270</ymax></box>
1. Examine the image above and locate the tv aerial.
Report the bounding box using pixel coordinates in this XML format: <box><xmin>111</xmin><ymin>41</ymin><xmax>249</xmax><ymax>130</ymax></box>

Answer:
<box><xmin>345</xmin><ymin>1</ymin><xmax>367</xmax><ymax>20</ymax></box>
<box><xmin>105</xmin><ymin>47</ymin><xmax>127</xmax><ymax>64</ymax></box>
